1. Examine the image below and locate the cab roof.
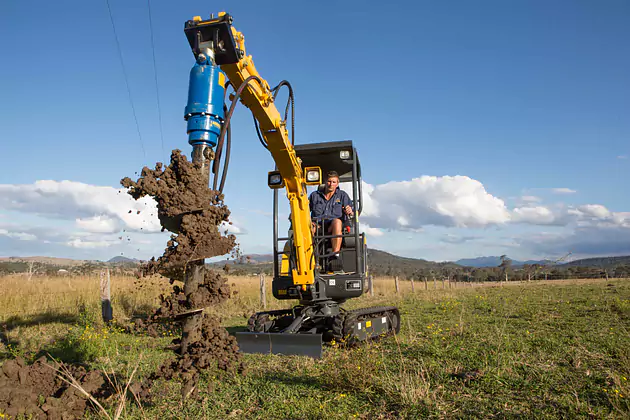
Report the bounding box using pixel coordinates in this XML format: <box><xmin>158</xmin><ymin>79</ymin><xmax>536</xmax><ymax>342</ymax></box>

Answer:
<box><xmin>293</xmin><ymin>140</ymin><xmax>360</xmax><ymax>183</ymax></box>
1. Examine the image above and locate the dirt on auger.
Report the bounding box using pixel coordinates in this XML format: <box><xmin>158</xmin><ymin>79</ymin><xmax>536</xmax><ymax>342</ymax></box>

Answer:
<box><xmin>121</xmin><ymin>149</ymin><xmax>245</xmax><ymax>399</ymax></box>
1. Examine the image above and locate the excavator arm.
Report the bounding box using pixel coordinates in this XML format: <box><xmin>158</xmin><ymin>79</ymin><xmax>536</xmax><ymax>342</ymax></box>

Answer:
<box><xmin>182</xmin><ymin>13</ymin><xmax>314</xmax><ymax>286</ymax></box>
<box><xmin>181</xmin><ymin>12</ymin><xmax>402</xmax><ymax>358</ymax></box>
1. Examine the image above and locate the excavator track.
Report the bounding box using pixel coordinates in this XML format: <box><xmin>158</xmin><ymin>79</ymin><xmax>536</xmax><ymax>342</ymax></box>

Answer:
<box><xmin>238</xmin><ymin>305</ymin><xmax>400</xmax><ymax>357</ymax></box>
<box><xmin>246</xmin><ymin>309</ymin><xmax>295</xmax><ymax>332</ymax></box>
<box><xmin>332</xmin><ymin>306</ymin><xmax>401</xmax><ymax>346</ymax></box>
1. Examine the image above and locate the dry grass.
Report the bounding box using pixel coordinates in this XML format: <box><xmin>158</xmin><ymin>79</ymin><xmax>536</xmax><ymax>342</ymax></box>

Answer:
<box><xmin>1</xmin><ymin>273</ymin><xmax>628</xmax><ymax>418</ymax></box>
<box><xmin>0</xmin><ymin>272</ymin><xmax>621</xmax><ymax>323</ymax></box>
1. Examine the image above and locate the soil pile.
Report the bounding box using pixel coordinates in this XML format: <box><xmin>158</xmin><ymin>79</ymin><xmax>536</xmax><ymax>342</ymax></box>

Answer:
<box><xmin>0</xmin><ymin>356</ymin><xmax>110</xmax><ymax>419</ymax></box>
<box><xmin>121</xmin><ymin>149</ymin><xmax>245</xmax><ymax>397</ymax></box>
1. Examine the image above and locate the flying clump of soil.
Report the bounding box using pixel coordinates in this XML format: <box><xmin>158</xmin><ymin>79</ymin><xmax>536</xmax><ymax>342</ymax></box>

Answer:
<box><xmin>121</xmin><ymin>149</ymin><xmax>236</xmax><ymax>281</ymax></box>
<box><xmin>121</xmin><ymin>148</ymin><xmax>245</xmax><ymax>397</ymax></box>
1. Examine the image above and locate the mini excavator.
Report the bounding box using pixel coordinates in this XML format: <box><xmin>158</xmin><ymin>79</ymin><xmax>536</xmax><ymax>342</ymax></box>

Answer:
<box><xmin>182</xmin><ymin>12</ymin><xmax>400</xmax><ymax>357</ymax></box>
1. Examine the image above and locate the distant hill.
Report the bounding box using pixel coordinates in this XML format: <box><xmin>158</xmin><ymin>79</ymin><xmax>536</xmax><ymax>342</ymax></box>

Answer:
<box><xmin>0</xmin><ymin>256</ymin><xmax>89</xmax><ymax>267</ymax></box>
<box><xmin>108</xmin><ymin>256</ymin><xmax>140</xmax><ymax>264</ymax></box>
<box><xmin>366</xmin><ymin>249</ymin><xmax>461</xmax><ymax>276</ymax></box>
<box><xmin>561</xmin><ymin>255</ymin><xmax>630</xmax><ymax>268</ymax></box>
<box><xmin>455</xmin><ymin>256</ymin><xmax>550</xmax><ymax>268</ymax></box>
<box><xmin>211</xmin><ymin>254</ymin><xmax>274</xmax><ymax>265</ymax></box>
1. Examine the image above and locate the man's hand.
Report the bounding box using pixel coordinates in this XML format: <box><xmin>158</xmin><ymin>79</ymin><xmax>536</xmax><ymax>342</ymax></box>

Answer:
<box><xmin>344</xmin><ymin>205</ymin><xmax>353</xmax><ymax>216</ymax></box>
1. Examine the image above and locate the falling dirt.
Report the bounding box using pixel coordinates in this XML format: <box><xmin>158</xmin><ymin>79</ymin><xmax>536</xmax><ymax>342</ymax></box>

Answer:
<box><xmin>0</xmin><ymin>356</ymin><xmax>111</xmax><ymax>419</ymax></box>
<box><xmin>121</xmin><ymin>149</ymin><xmax>236</xmax><ymax>281</ymax></box>
<box><xmin>0</xmin><ymin>149</ymin><xmax>244</xmax><ymax>417</ymax></box>
<box><xmin>121</xmin><ymin>148</ymin><xmax>245</xmax><ymax>398</ymax></box>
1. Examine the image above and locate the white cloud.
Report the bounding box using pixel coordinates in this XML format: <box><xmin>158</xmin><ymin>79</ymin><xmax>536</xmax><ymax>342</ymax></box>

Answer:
<box><xmin>363</xmin><ymin>224</ymin><xmax>384</xmax><ymax>237</ymax></box>
<box><xmin>0</xmin><ymin>229</ymin><xmax>37</xmax><ymax>241</ymax></box>
<box><xmin>0</xmin><ymin>180</ymin><xmax>246</xmax><ymax>236</ymax></box>
<box><xmin>75</xmin><ymin>215</ymin><xmax>121</xmax><ymax>233</ymax></box>
<box><xmin>551</xmin><ymin>188</ymin><xmax>577</xmax><ymax>194</ymax></box>
<box><xmin>521</xmin><ymin>225</ymin><xmax>630</xmax><ymax>258</ymax></box>
<box><xmin>0</xmin><ymin>180</ymin><xmax>248</xmax><ymax>261</ymax></box>
<box><xmin>520</xmin><ymin>195</ymin><xmax>541</xmax><ymax>203</ymax></box>
<box><xmin>569</xmin><ymin>204</ymin><xmax>611</xmax><ymax>219</ymax></box>
<box><xmin>361</xmin><ymin>176</ymin><xmax>510</xmax><ymax>230</ymax></box>
<box><xmin>0</xmin><ymin>180</ymin><xmax>161</xmax><ymax>232</ymax></box>
<box><xmin>67</xmin><ymin>238</ymin><xmax>115</xmax><ymax>249</ymax></box>
<box><xmin>440</xmin><ymin>234</ymin><xmax>482</xmax><ymax>244</ymax></box>
<box><xmin>220</xmin><ymin>221</ymin><xmax>243</xmax><ymax>235</ymax></box>
<box><xmin>618</xmin><ymin>155</ymin><xmax>628</xmax><ymax>160</ymax></box>
<box><xmin>512</xmin><ymin>206</ymin><xmax>563</xmax><ymax>225</ymax></box>
<box><xmin>511</xmin><ymin>203</ymin><xmax>629</xmax><ymax>228</ymax></box>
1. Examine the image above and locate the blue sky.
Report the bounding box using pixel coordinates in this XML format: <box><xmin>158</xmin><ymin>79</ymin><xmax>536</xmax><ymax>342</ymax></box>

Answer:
<box><xmin>1</xmin><ymin>0</ymin><xmax>629</xmax><ymax>262</ymax></box>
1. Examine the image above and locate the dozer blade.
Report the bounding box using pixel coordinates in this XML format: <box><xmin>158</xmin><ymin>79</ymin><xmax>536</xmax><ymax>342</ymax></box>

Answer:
<box><xmin>235</xmin><ymin>332</ymin><xmax>323</xmax><ymax>358</ymax></box>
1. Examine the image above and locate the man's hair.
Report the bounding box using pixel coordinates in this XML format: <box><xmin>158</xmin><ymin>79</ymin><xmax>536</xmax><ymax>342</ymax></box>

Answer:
<box><xmin>326</xmin><ymin>170</ymin><xmax>339</xmax><ymax>180</ymax></box>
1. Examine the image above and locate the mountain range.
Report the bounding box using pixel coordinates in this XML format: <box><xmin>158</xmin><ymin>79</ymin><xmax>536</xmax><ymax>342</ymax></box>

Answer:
<box><xmin>453</xmin><ymin>256</ymin><xmax>551</xmax><ymax>268</ymax></box>
<box><xmin>4</xmin><ymin>252</ymin><xmax>628</xmax><ymax>272</ymax></box>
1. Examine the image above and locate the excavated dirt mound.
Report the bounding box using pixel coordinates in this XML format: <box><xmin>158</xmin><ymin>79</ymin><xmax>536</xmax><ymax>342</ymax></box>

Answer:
<box><xmin>0</xmin><ymin>356</ymin><xmax>111</xmax><ymax>419</ymax></box>
<box><xmin>121</xmin><ymin>149</ymin><xmax>245</xmax><ymax>398</ymax></box>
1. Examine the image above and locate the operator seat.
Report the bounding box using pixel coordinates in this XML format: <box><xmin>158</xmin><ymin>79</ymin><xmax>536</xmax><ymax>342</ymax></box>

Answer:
<box><xmin>311</xmin><ymin>184</ymin><xmax>359</xmax><ymax>273</ymax></box>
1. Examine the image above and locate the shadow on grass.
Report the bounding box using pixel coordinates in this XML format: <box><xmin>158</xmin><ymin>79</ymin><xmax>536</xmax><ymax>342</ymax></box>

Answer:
<box><xmin>35</xmin><ymin>337</ymin><xmax>94</xmax><ymax>365</ymax></box>
<box><xmin>226</xmin><ymin>325</ymin><xmax>249</xmax><ymax>336</ymax></box>
<box><xmin>1</xmin><ymin>312</ymin><xmax>80</xmax><ymax>332</ymax></box>
<box><xmin>118</xmin><ymin>294</ymin><xmax>157</xmax><ymax>320</ymax></box>
<box><xmin>1</xmin><ymin>312</ymin><xmax>84</xmax><ymax>363</ymax></box>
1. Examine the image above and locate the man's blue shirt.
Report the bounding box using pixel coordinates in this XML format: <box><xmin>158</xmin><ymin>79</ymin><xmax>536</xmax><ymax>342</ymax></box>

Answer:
<box><xmin>309</xmin><ymin>187</ymin><xmax>353</xmax><ymax>221</ymax></box>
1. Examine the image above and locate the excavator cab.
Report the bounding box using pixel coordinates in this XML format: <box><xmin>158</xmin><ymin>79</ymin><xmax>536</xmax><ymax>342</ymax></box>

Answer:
<box><xmin>236</xmin><ymin>141</ymin><xmax>399</xmax><ymax>358</ymax></box>
<box><xmin>272</xmin><ymin>140</ymin><xmax>368</xmax><ymax>302</ymax></box>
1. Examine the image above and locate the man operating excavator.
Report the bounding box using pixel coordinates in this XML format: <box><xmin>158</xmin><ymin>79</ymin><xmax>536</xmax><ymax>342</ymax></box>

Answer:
<box><xmin>309</xmin><ymin>171</ymin><xmax>354</xmax><ymax>259</ymax></box>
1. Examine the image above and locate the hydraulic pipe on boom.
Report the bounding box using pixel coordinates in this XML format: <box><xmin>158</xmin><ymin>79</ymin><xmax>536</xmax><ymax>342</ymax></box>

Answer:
<box><xmin>183</xmin><ymin>13</ymin><xmax>314</xmax><ymax>287</ymax></box>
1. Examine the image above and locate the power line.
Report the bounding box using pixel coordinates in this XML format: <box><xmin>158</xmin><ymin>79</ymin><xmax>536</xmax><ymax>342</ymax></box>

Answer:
<box><xmin>147</xmin><ymin>0</ymin><xmax>166</xmax><ymax>164</ymax></box>
<box><xmin>105</xmin><ymin>0</ymin><xmax>146</xmax><ymax>158</ymax></box>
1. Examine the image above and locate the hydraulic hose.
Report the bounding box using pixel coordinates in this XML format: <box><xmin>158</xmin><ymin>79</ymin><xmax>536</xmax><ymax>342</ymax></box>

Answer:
<box><xmin>271</xmin><ymin>80</ymin><xmax>295</xmax><ymax>146</ymax></box>
<box><xmin>212</xmin><ymin>75</ymin><xmax>264</xmax><ymax>193</ymax></box>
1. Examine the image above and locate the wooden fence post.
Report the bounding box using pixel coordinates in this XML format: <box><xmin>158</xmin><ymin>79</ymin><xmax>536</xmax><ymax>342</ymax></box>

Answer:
<box><xmin>424</xmin><ymin>277</ymin><xmax>428</xmax><ymax>290</ymax></box>
<box><xmin>410</xmin><ymin>277</ymin><xmax>415</xmax><ymax>293</ymax></box>
<box><xmin>369</xmin><ymin>275</ymin><xmax>374</xmax><ymax>297</ymax></box>
<box><xmin>442</xmin><ymin>278</ymin><xmax>445</xmax><ymax>289</ymax></box>
<box><xmin>433</xmin><ymin>276</ymin><xmax>437</xmax><ymax>289</ymax></box>
<box><xmin>395</xmin><ymin>276</ymin><xmax>400</xmax><ymax>295</ymax></box>
<box><xmin>259</xmin><ymin>273</ymin><xmax>267</xmax><ymax>309</ymax></box>
<box><xmin>100</xmin><ymin>269</ymin><xmax>112</xmax><ymax>323</ymax></box>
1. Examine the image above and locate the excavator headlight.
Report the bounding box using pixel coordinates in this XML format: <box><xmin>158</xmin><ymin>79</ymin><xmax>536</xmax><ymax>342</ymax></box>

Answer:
<box><xmin>304</xmin><ymin>167</ymin><xmax>321</xmax><ymax>185</ymax></box>
<box><xmin>340</xmin><ymin>150</ymin><xmax>351</xmax><ymax>160</ymax></box>
<box><xmin>268</xmin><ymin>171</ymin><xmax>284</xmax><ymax>188</ymax></box>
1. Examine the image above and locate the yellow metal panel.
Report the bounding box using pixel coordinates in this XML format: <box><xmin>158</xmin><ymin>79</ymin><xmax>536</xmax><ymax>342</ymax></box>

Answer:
<box><xmin>219</xmin><ymin>19</ymin><xmax>315</xmax><ymax>286</ymax></box>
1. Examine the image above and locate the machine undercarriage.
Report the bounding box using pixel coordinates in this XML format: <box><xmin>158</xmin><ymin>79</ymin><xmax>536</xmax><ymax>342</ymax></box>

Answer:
<box><xmin>239</xmin><ymin>303</ymin><xmax>401</xmax><ymax>358</ymax></box>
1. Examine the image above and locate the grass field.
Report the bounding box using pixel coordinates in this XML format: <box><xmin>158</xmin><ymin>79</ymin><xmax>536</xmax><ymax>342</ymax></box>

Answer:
<box><xmin>1</xmin><ymin>274</ymin><xmax>629</xmax><ymax>419</ymax></box>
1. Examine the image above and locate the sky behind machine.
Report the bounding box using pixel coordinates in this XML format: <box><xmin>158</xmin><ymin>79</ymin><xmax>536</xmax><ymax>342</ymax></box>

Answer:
<box><xmin>1</xmin><ymin>1</ymin><xmax>629</xmax><ymax>262</ymax></box>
